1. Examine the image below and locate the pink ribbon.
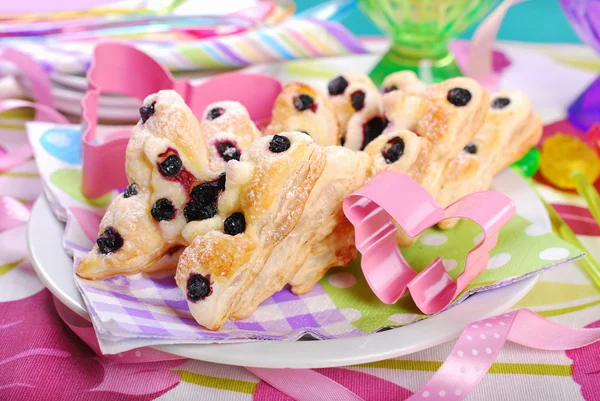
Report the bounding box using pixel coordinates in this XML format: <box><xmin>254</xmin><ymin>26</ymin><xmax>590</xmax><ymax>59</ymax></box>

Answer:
<box><xmin>251</xmin><ymin>308</ymin><xmax>600</xmax><ymax>401</ymax></box>
<box><xmin>0</xmin><ymin>49</ymin><xmax>69</xmax><ymax>171</ymax></box>
<box><xmin>0</xmin><ymin>195</ymin><xmax>31</xmax><ymax>231</ymax></box>
<box><xmin>463</xmin><ymin>0</ymin><xmax>526</xmax><ymax>89</ymax></box>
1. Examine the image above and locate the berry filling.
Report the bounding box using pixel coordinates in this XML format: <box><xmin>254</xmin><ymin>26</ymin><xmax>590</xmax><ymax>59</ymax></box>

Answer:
<box><xmin>328</xmin><ymin>76</ymin><xmax>348</xmax><ymax>96</ymax></box>
<box><xmin>184</xmin><ymin>202</ymin><xmax>217</xmax><ymax>222</ymax></box>
<box><xmin>224</xmin><ymin>212</ymin><xmax>246</xmax><ymax>236</ymax></box>
<box><xmin>269</xmin><ymin>135</ymin><xmax>291</xmax><ymax>153</ymax></box>
<box><xmin>151</xmin><ymin>198</ymin><xmax>176</xmax><ymax>221</ymax></box>
<box><xmin>361</xmin><ymin>116</ymin><xmax>388</xmax><ymax>150</ymax></box>
<box><xmin>187</xmin><ymin>273</ymin><xmax>212</xmax><ymax>302</ymax></box>
<box><xmin>207</xmin><ymin>107</ymin><xmax>225</xmax><ymax>121</ymax></box>
<box><xmin>215</xmin><ymin>141</ymin><xmax>241</xmax><ymax>162</ymax></box>
<box><xmin>96</xmin><ymin>227</ymin><xmax>124</xmax><ymax>254</ymax></box>
<box><xmin>185</xmin><ymin>176</ymin><xmax>225</xmax><ymax>222</ymax></box>
<box><xmin>382</xmin><ymin>137</ymin><xmax>405</xmax><ymax>164</ymax></box>
<box><xmin>156</xmin><ymin>148</ymin><xmax>197</xmax><ymax>193</ymax></box>
<box><xmin>351</xmin><ymin>90</ymin><xmax>366</xmax><ymax>111</ymax></box>
<box><xmin>139</xmin><ymin>103</ymin><xmax>155</xmax><ymax>123</ymax></box>
<box><xmin>464</xmin><ymin>142</ymin><xmax>477</xmax><ymax>154</ymax></box>
<box><xmin>491</xmin><ymin>97</ymin><xmax>511</xmax><ymax>109</ymax></box>
<box><xmin>159</xmin><ymin>155</ymin><xmax>183</xmax><ymax>176</ymax></box>
<box><xmin>446</xmin><ymin>88</ymin><xmax>472</xmax><ymax>107</ymax></box>
<box><xmin>293</xmin><ymin>94</ymin><xmax>316</xmax><ymax>112</ymax></box>
<box><xmin>190</xmin><ymin>182</ymin><xmax>218</xmax><ymax>206</ymax></box>
<box><xmin>384</xmin><ymin>85</ymin><xmax>398</xmax><ymax>93</ymax></box>
<box><xmin>123</xmin><ymin>183</ymin><xmax>138</xmax><ymax>198</ymax></box>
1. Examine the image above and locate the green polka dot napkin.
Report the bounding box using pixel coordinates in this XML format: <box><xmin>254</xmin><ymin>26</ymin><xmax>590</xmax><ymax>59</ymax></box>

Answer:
<box><xmin>321</xmin><ymin>215</ymin><xmax>583</xmax><ymax>332</ymax></box>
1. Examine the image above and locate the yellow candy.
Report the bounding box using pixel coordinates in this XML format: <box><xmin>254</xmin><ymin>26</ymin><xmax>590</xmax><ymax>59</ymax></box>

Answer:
<box><xmin>540</xmin><ymin>133</ymin><xmax>600</xmax><ymax>189</ymax></box>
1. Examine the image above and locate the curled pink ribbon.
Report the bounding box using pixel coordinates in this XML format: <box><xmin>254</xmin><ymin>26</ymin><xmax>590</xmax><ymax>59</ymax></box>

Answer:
<box><xmin>0</xmin><ymin>49</ymin><xmax>69</xmax><ymax>172</ymax></box>
<box><xmin>251</xmin><ymin>308</ymin><xmax>600</xmax><ymax>401</ymax></box>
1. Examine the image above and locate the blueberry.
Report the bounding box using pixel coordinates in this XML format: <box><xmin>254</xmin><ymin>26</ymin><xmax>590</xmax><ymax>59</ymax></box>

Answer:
<box><xmin>293</xmin><ymin>94</ymin><xmax>314</xmax><ymax>111</ymax></box>
<box><xmin>328</xmin><ymin>75</ymin><xmax>348</xmax><ymax>96</ymax></box>
<box><xmin>224</xmin><ymin>212</ymin><xmax>246</xmax><ymax>236</ymax></box>
<box><xmin>187</xmin><ymin>273</ymin><xmax>212</xmax><ymax>302</ymax></box>
<box><xmin>184</xmin><ymin>202</ymin><xmax>217</xmax><ymax>222</ymax></box>
<box><xmin>351</xmin><ymin>90</ymin><xmax>366</xmax><ymax>111</ymax></box>
<box><xmin>190</xmin><ymin>182</ymin><xmax>217</xmax><ymax>206</ymax></box>
<box><xmin>217</xmin><ymin>172</ymin><xmax>226</xmax><ymax>191</ymax></box>
<box><xmin>96</xmin><ymin>227</ymin><xmax>123</xmax><ymax>254</ymax></box>
<box><xmin>139</xmin><ymin>103</ymin><xmax>155</xmax><ymax>123</ymax></box>
<box><xmin>491</xmin><ymin>97</ymin><xmax>511</xmax><ymax>109</ymax></box>
<box><xmin>269</xmin><ymin>135</ymin><xmax>291</xmax><ymax>153</ymax></box>
<box><xmin>382</xmin><ymin>137</ymin><xmax>405</xmax><ymax>164</ymax></box>
<box><xmin>464</xmin><ymin>142</ymin><xmax>477</xmax><ymax>154</ymax></box>
<box><xmin>362</xmin><ymin>116</ymin><xmax>388</xmax><ymax>150</ymax></box>
<box><xmin>207</xmin><ymin>107</ymin><xmax>225</xmax><ymax>121</ymax></box>
<box><xmin>446</xmin><ymin>88</ymin><xmax>472</xmax><ymax>107</ymax></box>
<box><xmin>159</xmin><ymin>155</ymin><xmax>182</xmax><ymax>176</ymax></box>
<box><xmin>151</xmin><ymin>198</ymin><xmax>176</xmax><ymax>221</ymax></box>
<box><xmin>215</xmin><ymin>141</ymin><xmax>241</xmax><ymax>162</ymax></box>
<box><xmin>123</xmin><ymin>183</ymin><xmax>138</xmax><ymax>198</ymax></box>
<box><xmin>384</xmin><ymin>85</ymin><xmax>398</xmax><ymax>93</ymax></box>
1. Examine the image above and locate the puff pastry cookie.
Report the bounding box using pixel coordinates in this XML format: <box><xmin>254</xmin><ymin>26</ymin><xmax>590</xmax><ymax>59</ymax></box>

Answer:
<box><xmin>233</xmin><ymin>146</ymin><xmax>371</xmax><ymax>319</ymax></box>
<box><xmin>436</xmin><ymin>91</ymin><xmax>542</xmax><ymax>229</ymax></box>
<box><xmin>78</xmin><ymin>91</ymin><xmax>245</xmax><ymax>279</ymax></box>
<box><xmin>264</xmin><ymin>82</ymin><xmax>340</xmax><ymax>146</ymax></box>
<box><xmin>327</xmin><ymin>73</ymin><xmax>387</xmax><ymax>150</ymax></box>
<box><xmin>199</xmin><ymin>101</ymin><xmax>262</xmax><ymax>172</ymax></box>
<box><xmin>176</xmin><ymin>132</ymin><xmax>327</xmax><ymax>330</ymax></box>
<box><xmin>383</xmin><ymin>75</ymin><xmax>489</xmax><ymax>197</ymax></box>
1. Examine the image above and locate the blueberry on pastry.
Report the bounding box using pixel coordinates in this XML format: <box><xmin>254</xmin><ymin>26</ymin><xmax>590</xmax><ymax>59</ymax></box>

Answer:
<box><xmin>176</xmin><ymin>132</ymin><xmax>327</xmax><ymax>330</ymax></box>
<box><xmin>77</xmin><ymin>90</ymin><xmax>222</xmax><ymax>279</ymax></box>
<box><xmin>199</xmin><ymin>101</ymin><xmax>262</xmax><ymax>172</ymax></box>
<box><xmin>383</xmin><ymin>75</ymin><xmax>490</xmax><ymax>201</ymax></box>
<box><xmin>265</xmin><ymin>82</ymin><xmax>340</xmax><ymax>147</ymax></box>
<box><xmin>436</xmin><ymin>91</ymin><xmax>542</xmax><ymax>230</ymax></box>
<box><xmin>233</xmin><ymin>145</ymin><xmax>371</xmax><ymax>319</ymax></box>
<box><xmin>327</xmin><ymin>72</ymin><xmax>386</xmax><ymax>150</ymax></box>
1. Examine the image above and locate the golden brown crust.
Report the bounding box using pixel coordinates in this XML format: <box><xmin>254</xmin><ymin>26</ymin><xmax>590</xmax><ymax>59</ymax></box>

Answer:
<box><xmin>78</xmin><ymin>91</ymin><xmax>218</xmax><ymax>279</ymax></box>
<box><xmin>265</xmin><ymin>82</ymin><xmax>340</xmax><ymax>146</ymax></box>
<box><xmin>383</xmin><ymin>77</ymin><xmax>489</xmax><ymax>201</ymax></box>
<box><xmin>232</xmin><ymin>146</ymin><xmax>371</xmax><ymax>319</ymax></box>
<box><xmin>436</xmin><ymin>91</ymin><xmax>543</xmax><ymax>230</ymax></box>
<box><xmin>326</xmin><ymin>72</ymin><xmax>384</xmax><ymax>150</ymax></box>
<box><xmin>290</xmin><ymin>214</ymin><xmax>358</xmax><ymax>295</ymax></box>
<box><xmin>175</xmin><ymin>132</ymin><xmax>327</xmax><ymax>330</ymax></box>
<box><xmin>199</xmin><ymin>101</ymin><xmax>262</xmax><ymax>172</ymax></box>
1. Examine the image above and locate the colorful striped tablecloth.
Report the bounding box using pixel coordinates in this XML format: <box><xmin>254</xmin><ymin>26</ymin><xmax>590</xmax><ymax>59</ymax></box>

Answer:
<box><xmin>1</xmin><ymin>41</ymin><xmax>600</xmax><ymax>400</ymax></box>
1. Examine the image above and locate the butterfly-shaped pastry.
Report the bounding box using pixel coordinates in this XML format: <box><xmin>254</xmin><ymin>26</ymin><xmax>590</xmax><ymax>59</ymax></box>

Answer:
<box><xmin>436</xmin><ymin>91</ymin><xmax>542</xmax><ymax>229</ymax></box>
<box><xmin>264</xmin><ymin>82</ymin><xmax>340</xmax><ymax>146</ymax></box>
<box><xmin>77</xmin><ymin>91</ymin><xmax>255</xmax><ymax>279</ymax></box>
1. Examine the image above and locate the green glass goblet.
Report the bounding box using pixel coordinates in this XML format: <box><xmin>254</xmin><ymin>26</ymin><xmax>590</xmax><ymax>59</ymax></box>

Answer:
<box><xmin>358</xmin><ymin>0</ymin><xmax>497</xmax><ymax>85</ymax></box>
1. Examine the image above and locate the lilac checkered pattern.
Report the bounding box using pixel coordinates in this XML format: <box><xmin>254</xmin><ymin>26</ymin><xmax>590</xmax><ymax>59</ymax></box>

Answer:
<box><xmin>73</xmin><ymin>249</ymin><xmax>363</xmax><ymax>344</ymax></box>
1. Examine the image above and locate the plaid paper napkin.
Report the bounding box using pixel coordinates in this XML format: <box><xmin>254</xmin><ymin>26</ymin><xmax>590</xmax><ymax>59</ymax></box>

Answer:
<box><xmin>28</xmin><ymin>121</ymin><xmax>583</xmax><ymax>354</ymax></box>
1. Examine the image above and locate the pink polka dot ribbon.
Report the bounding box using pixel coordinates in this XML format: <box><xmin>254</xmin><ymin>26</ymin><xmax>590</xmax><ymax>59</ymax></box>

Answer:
<box><xmin>251</xmin><ymin>308</ymin><xmax>600</xmax><ymax>401</ymax></box>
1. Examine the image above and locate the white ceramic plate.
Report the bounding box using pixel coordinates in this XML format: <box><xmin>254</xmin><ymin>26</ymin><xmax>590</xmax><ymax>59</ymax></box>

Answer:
<box><xmin>28</xmin><ymin>168</ymin><xmax>549</xmax><ymax>368</ymax></box>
